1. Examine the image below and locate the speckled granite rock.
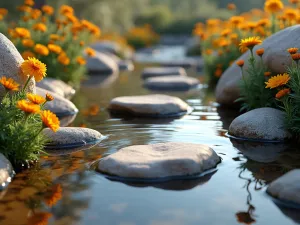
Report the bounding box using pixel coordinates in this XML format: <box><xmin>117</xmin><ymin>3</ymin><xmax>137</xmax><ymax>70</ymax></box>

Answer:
<box><xmin>142</xmin><ymin>67</ymin><xmax>186</xmax><ymax>79</ymax></box>
<box><xmin>109</xmin><ymin>94</ymin><xmax>191</xmax><ymax>117</ymax></box>
<box><xmin>86</xmin><ymin>52</ymin><xmax>119</xmax><ymax>75</ymax></box>
<box><xmin>0</xmin><ymin>33</ymin><xmax>35</xmax><ymax>99</ymax></box>
<box><xmin>36</xmin><ymin>87</ymin><xmax>78</xmax><ymax>126</ymax></box>
<box><xmin>229</xmin><ymin>108</ymin><xmax>291</xmax><ymax>142</ymax></box>
<box><xmin>37</xmin><ymin>78</ymin><xmax>75</xmax><ymax>99</ymax></box>
<box><xmin>98</xmin><ymin>142</ymin><xmax>220</xmax><ymax>179</ymax></box>
<box><xmin>44</xmin><ymin>127</ymin><xmax>103</xmax><ymax>155</ymax></box>
<box><xmin>0</xmin><ymin>154</ymin><xmax>14</xmax><ymax>190</ymax></box>
<box><xmin>267</xmin><ymin>169</ymin><xmax>300</xmax><ymax>207</ymax></box>
<box><xmin>144</xmin><ymin>76</ymin><xmax>199</xmax><ymax>91</ymax></box>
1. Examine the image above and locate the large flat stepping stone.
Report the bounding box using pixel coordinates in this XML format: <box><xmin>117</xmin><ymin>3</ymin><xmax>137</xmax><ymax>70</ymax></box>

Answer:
<box><xmin>229</xmin><ymin>108</ymin><xmax>291</xmax><ymax>142</ymax></box>
<box><xmin>108</xmin><ymin>94</ymin><xmax>191</xmax><ymax>117</ymax></box>
<box><xmin>144</xmin><ymin>76</ymin><xmax>199</xmax><ymax>91</ymax></box>
<box><xmin>98</xmin><ymin>142</ymin><xmax>220</xmax><ymax>179</ymax></box>
<box><xmin>267</xmin><ymin>169</ymin><xmax>300</xmax><ymax>208</ymax></box>
<box><xmin>36</xmin><ymin>87</ymin><xmax>78</xmax><ymax>126</ymax></box>
<box><xmin>86</xmin><ymin>52</ymin><xmax>119</xmax><ymax>75</ymax></box>
<box><xmin>43</xmin><ymin>127</ymin><xmax>104</xmax><ymax>155</ymax></box>
<box><xmin>37</xmin><ymin>77</ymin><xmax>75</xmax><ymax>99</ymax></box>
<box><xmin>0</xmin><ymin>154</ymin><xmax>14</xmax><ymax>190</ymax></box>
<box><xmin>142</xmin><ymin>67</ymin><xmax>186</xmax><ymax>79</ymax></box>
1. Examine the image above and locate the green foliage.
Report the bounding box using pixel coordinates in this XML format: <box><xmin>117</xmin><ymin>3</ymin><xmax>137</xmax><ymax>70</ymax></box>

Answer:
<box><xmin>0</xmin><ymin>91</ymin><xmax>47</xmax><ymax>166</ymax></box>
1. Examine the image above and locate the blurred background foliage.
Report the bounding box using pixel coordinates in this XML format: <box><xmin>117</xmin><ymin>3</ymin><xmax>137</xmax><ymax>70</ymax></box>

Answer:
<box><xmin>1</xmin><ymin>0</ymin><xmax>268</xmax><ymax>34</ymax></box>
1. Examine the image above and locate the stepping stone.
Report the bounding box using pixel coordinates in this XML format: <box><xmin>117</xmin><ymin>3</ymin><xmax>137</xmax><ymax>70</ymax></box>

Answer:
<box><xmin>86</xmin><ymin>52</ymin><xmax>119</xmax><ymax>75</ymax></box>
<box><xmin>98</xmin><ymin>142</ymin><xmax>220</xmax><ymax>179</ymax></box>
<box><xmin>0</xmin><ymin>33</ymin><xmax>35</xmax><ymax>99</ymax></box>
<box><xmin>267</xmin><ymin>169</ymin><xmax>300</xmax><ymax>208</ymax></box>
<box><xmin>108</xmin><ymin>94</ymin><xmax>192</xmax><ymax>117</ymax></box>
<box><xmin>36</xmin><ymin>87</ymin><xmax>78</xmax><ymax>126</ymax></box>
<box><xmin>144</xmin><ymin>76</ymin><xmax>199</xmax><ymax>91</ymax></box>
<box><xmin>43</xmin><ymin>127</ymin><xmax>104</xmax><ymax>155</ymax></box>
<box><xmin>0</xmin><ymin>154</ymin><xmax>14</xmax><ymax>190</ymax></box>
<box><xmin>37</xmin><ymin>77</ymin><xmax>75</xmax><ymax>99</ymax></box>
<box><xmin>229</xmin><ymin>108</ymin><xmax>291</xmax><ymax>142</ymax></box>
<box><xmin>142</xmin><ymin>67</ymin><xmax>186</xmax><ymax>79</ymax></box>
<box><xmin>118</xmin><ymin>60</ymin><xmax>134</xmax><ymax>71</ymax></box>
<box><xmin>160</xmin><ymin>60</ymin><xmax>197</xmax><ymax>69</ymax></box>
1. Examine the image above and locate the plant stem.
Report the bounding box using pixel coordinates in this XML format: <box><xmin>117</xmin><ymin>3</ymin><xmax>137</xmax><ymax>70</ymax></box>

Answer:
<box><xmin>23</xmin><ymin>77</ymin><xmax>31</xmax><ymax>92</ymax></box>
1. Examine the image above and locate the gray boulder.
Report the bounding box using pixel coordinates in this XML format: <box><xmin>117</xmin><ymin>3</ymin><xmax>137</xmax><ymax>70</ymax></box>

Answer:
<box><xmin>98</xmin><ymin>142</ymin><xmax>220</xmax><ymax>179</ymax></box>
<box><xmin>229</xmin><ymin>108</ymin><xmax>291</xmax><ymax>142</ymax></box>
<box><xmin>144</xmin><ymin>76</ymin><xmax>199</xmax><ymax>91</ymax></box>
<box><xmin>86</xmin><ymin>52</ymin><xmax>119</xmax><ymax>75</ymax></box>
<box><xmin>0</xmin><ymin>33</ymin><xmax>35</xmax><ymax>99</ymax></box>
<box><xmin>142</xmin><ymin>67</ymin><xmax>187</xmax><ymax>79</ymax></box>
<box><xmin>0</xmin><ymin>154</ymin><xmax>14</xmax><ymax>190</ymax></box>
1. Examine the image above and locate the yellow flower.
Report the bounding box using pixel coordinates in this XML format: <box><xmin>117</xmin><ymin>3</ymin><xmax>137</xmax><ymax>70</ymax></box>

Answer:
<box><xmin>265</xmin><ymin>73</ymin><xmax>290</xmax><ymax>89</ymax></box>
<box><xmin>0</xmin><ymin>8</ymin><xmax>8</xmax><ymax>16</ymax></box>
<box><xmin>60</xmin><ymin>5</ymin><xmax>74</xmax><ymax>15</ymax></box>
<box><xmin>17</xmin><ymin>100</ymin><xmax>40</xmax><ymax>114</ymax></box>
<box><xmin>40</xmin><ymin>110</ymin><xmax>60</xmax><ymax>132</ymax></box>
<box><xmin>284</xmin><ymin>8</ymin><xmax>297</xmax><ymax>21</ymax></box>
<box><xmin>45</xmin><ymin>184</ymin><xmax>62</xmax><ymax>207</ymax></box>
<box><xmin>239</xmin><ymin>36</ymin><xmax>262</xmax><ymax>52</ymax></box>
<box><xmin>49</xmin><ymin>34</ymin><xmax>61</xmax><ymax>41</ymax></box>
<box><xmin>33</xmin><ymin>23</ymin><xmax>47</xmax><ymax>32</ymax></box>
<box><xmin>85</xmin><ymin>47</ymin><xmax>96</xmax><ymax>57</ymax></box>
<box><xmin>287</xmin><ymin>47</ymin><xmax>298</xmax><ymax>54</ymax></box>
<box><xmin>41</xmin><ymin>5</ymin><xmax>54</xmax><ymax>15</ymax></box>
<box><xmin>22</xmin><ymin>39</ymin><xmax>34</xmax><ymax>48</ymax></box>
<box><xmin>76</xmin><ymin>56</ymin><xmax>86</xmax><ymax>65</ymax></box>
<box><xmin>27</xmin><ymin>93</ymin><xmax>46</xmax><ymax>105</ymax></box>
<box><xmin>256</xmin><ymin>48</ymin><xmax>265</xmax><ymax>56</ymax></box>
<box><xmin>21</xmin><ymin>57</ymin><xmax>47</xmax><ymax>82</ymax></box>
<box><xmin>57</xmin><ymin>53</ymin><xmax>70</xmax><ymax>66</ymax></box>
<box><xmin>48</xmin><ymin>44</ymin><xmax>62</xmax><ymax>54</ymax></box>
<box><xmin>46</xmin><ymin>93</ymin><xmax>54</xmax><ymax>102</ymax></box>
<box><xmin>34</xmin><ymin>44</ymin><xmax>49</xmax><ymax>56</ymax></box>
<box><xmin>264</xmin><ymin>0</ymin><xmax>284</xmax><ymax>13</ymax></box>
<box><xmin>230</xmin><ymin>16</ymin><xmax>244</xmax><ymax>26</ymax></box>
<box><xmin>15</xmin><ymin>27</ymin><xmax>31</xmax><ymax>39</ymax></box>
<box><xmin>0</xmin><ymin>76</ymin><xmax>19</xmax><ymax>91</ymax></box>
<box><xmin>22</xmin><ymin>51</ymin><xmax>35</xmax><ymax>60</ymax></box>
<box><xmin>276</xmin><ymin>88</ymin><xmax>290</xmax><ymax>99</ymax></box>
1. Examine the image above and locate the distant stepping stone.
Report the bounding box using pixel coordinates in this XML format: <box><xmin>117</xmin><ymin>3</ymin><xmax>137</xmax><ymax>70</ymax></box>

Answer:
<box><xmin>142</xmin><ymin>67</ymin><xmax>186</xmax><ymax>79</ymax></box>
<box><xmin>44</xmin><ymin>127</ymin><xmax>104</xmax><ymax>155</ymax></box>
<box><xmin>98</xmin><ymin>142</ymin><xmax>220</xmax><ymax>179</ymax></box>
<box><xmin>267</xmin><ymin>169</ymin><xmax>300</xmax><ymax>208</ymax></box>
<box><xmin>118</xmin><ymin>60</ymin><xmax>134</xmax><ymax>71</ymax></box>
<box><xmin>108</xmin><ymin>94</ymin><xmax>192</xmax><ymax>117</ymax></box>
<box><xmin>0</xmin><ymin>154</ymin><xmax>14</xmax><ymax>190</ymax></box>
<box><xmin>37</xmin><ymin>87</ymin><xmax>78</xmax><ymax>127</ymax></box>
<box><xmin>37</xmin><ymin>77</ymin><xmax>75</xmax><ymax>99</ymax></box>
<box><xmin>160</xmin><ymin>60</ymin><xmax>197</xmax><ymax>69</ymax></box>
<box><xmin>144</xmin><ymin>76</ymin><xmax>199</xmax><ymax>91</ymax></box>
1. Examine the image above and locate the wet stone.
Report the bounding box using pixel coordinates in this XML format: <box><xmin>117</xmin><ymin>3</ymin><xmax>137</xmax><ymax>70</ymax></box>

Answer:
<box><xmin>0</xmin><ymin>154</ymin><xmax>14</xmax><ymax>190</ymax></box>
<box><xmin>36</xmin><ymin>87</ymin><xmax>78</xmax><ymax>126</ymax></box>
<box><xmin>43</xmin><ymin>127</ymin><xmax>104</xmax><ymax>155</ymax></box>
<box><xmin>118</xmin><ymin>60</ymin><xmax>134</xmax><ymax>71</ymax></box>
<box><xmin>108</xmin><ymin>94</ymin><xmax>192</xmax><ymax>117</ymax></box>
<box><xmin>160</xmin><ymin>60</ymin><xmax>197</xmax><ymax>69</ymax></box>
<box><xmin>142</xmin><ymin>67</ymin><xmax>186</xmax><ymax>79</ymax></box>
<box><xmin>98</xmin><ymin>142</ymin><xmax>220</xmax><ymax>179</ymax></box>
<box><xmin>86</xmin><ymin>51</ymin><xmax>119</xmax><ymax>75</ymax></box>
<box><xmin>144</xmin><ymin>76</ymin><xmax>199</xmax><ymax>91</ymax></box>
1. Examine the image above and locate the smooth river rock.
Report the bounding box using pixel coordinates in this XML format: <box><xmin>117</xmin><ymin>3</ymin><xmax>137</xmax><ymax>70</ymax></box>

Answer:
<box><xmin>267</xmin><ymin>169</ymin><xmax>300</xmax><ymax>207</ymax></box>
<box><xmin>86</xmin><ymin>51</ymin><xmax>119</xmax><ymax>75</ymax></box>
<box><xmin>98</xmin><ymin>142</ymin><xmax>220</xmax><ymax>179</ymax></box>
<box><xmin>0</xmin><ymin>154</ymin><xmax>14</xmax><ymax>190</ymax></box>
<box><xmin>118</xmin><ymin>60</ymin><xmax>134</xmax><ymax>71</ymax></box>
<box><xmin>37</xmin><ymin>77</ymin><xmax>75</xmax><ymax>99</ymax></box>
<box><xmin>216</xmin><ymin>25</ymin><xmax>300</xmax><ymax>105</ymax></box>
<box><xmin>44</xmin><ymin>127</ymin><xmax>104</xmax><ymax>155</ymax></box>
<box><xmin>0</xmin><ymin>33</ymin><xmax>35</xmax><ymax>99</ymax></box>
<box><xmin>109</xmin><ymin>94</ymin><xmax>191</xmax><ymax>117</ymax></box>
<box><xmin>37</xmin><ymin>87</ymin><xmax>78</xmax><ymax>126</ymax></box>
<box><xmin>144</xmin><ymin>76</ymin><xmax>199</xmax><ymax>91</ymax></box>
<box><xmin>142</xmin><ymin>67</ymin><xmax>187</xmax><ymax>79</ymax></box>
<box><xmin>160</xmin><ymin>60</ymin><xmax>197</xmax><ymax>69</ymax></box>
<box><xmin>229</xmin><ymin>108</ymin><xmax>291</xmax><ymax>142</ymax></box>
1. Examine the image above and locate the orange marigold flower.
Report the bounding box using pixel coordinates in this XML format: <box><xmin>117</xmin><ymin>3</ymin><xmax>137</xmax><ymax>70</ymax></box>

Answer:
<box><xmin>42</xmin><ymin>5</ymin><xmax>54</xmax><ymax>15</ymax></box>
<box><xmin>227</xmin><ymin>3</ymin><xmax>236</xmax><ymax>10</ymax></box>
<box><xmin>264</xmin><ymin>71</ymin><xmax>272</xmax><ymax>76</ymax></box>
<box><xmin>49</xmin><ymin>34</ymin><xmax>60</xmax><ymax>41</ymax></box>
<box><xmin>15</xmin><ymin>27</ymin><xmax>31</xmax><ymax>39</ymax></box>
<box><xmin>287</xmin><ymin>47</ymin><xmax>298</xmax><ymax>54</ymax></box>
<box><xmin>33</xmin><ymin>23</ymin><xmax>47</xmax><ymax>32</ymax></box>
<box><xmin>17</xmin><ymin>5</ymin><xmax>31</xmax><ymax>13</ymax></box>
<box><xmin>48</xmin><ymin>44</ymin><xmax>62</xmax><ymax>54</ymax></box>
<box><xmin>41</xmin><ymin>110</ymin><xmax>60</xmax><ymax>132</ymax></box>
<box><xmin>60</xmin><ymin>5</ymin><xmax>74</xmax><ymax>15</ymax></box>
<box><xmin>264</xmin><ymin>0</ymin><xmax>284</xmax><ymax>13</ymax></box>
<box><xmin>57</xmin><ymin>53</ymin><xmax>70</xmax><ymax>66</ymax></box>
<box><xmin>0</xmin><ymin>76</ymin><xmax>19</xmax><ymax>91</ymax></box>
<box><xmin>0</xmin><ymin>8</ymin><xmax>8</xmax><ymax>16</ymax></box>
<box><xmin>239</xmin><ymin>36</ymin><xmax>262</xmax><ymax>52</ymax></box>
<box><xmin>284</xmin><ymin>8</ymin><xmax>297</xmax><ymax>21</ymax></box>
<box><xmin>230</xmin><ymin>16</ymin><xmax>244</xmax><ymax>25</ymax></box>
<box><xmin>26</xmin><ymin>212</ymin><xmax>52</xmax><ymax>225</ymax></box>
<box><xmin>45</xmin><ymin>184</ymin><xmax>62</xmax><ymax>207</ymax></box>
<box><xmin>22</xmin><ymin>39</ymin><xmax>34</xmax><ymax>48</ymax></box>
<box><xmin>290</xmin><ymin>0</ymin><xmax>300</xmax><ymax>4</ymax></box>
<box><xmin>215</xmin><ymin>68</ymin><xmax>223</xmax><ymax>77</ymax></box>
<box><xmin>21</xmin><ymin>57</ymin><xmax>47</xmax><ymax>82</ymax></box>
<box><xmin>27</xmin><ymin>93</ymin><xmax>46</xmax><ymax>105</ymax></box>
<box><xmin>17</xmin><ymin>100</ymin><xmax>40</xmax><ymax>114</ymax></box>
<box><xmin>291</xmin><ymin>53</ymin><xmax>300</xmax><ymax>61</ymax></box>
<box><xmin>76</xmin><ymin>56</ymin><xmax>86</xmax><ymax>65</ymax></box>
<box><xmin>276</xmin><ymin>88</ymin><xmax>290</xmax><ymax>99</ymax></box>
<box><xmin>22</xmin><ymin>51</ymin><xmax>35</xmax><ymax>60</ymax></box>
<box><xmin>34</xmin><ymin>44</ymin><xmax>49</xmax><ymax>56</ymax></box>
<box><xmin>80</xmin><ymin>41</ymin><xmax>85</xmax><ymax>46</ymax></box>
<box><xmin>30</xmin><ymin>9</ymin><xmax>41</xmax><ymax>20</ymax></box>
<box><xmin>256</xmin><ymin>48</ymin><xmax>265</xmax><ymax>56</ymax></box>
<box><xmin>85</xmin><ymin>47</ymin><xmax>96</xmax><ymax>57</ymax></box>
<box><xmin>46</xmin><ymin>93</ymin><xmax>54</xmax><ymax>102</ymax></box>
<box><xmin>24</xmin><ymin>0</ymin><xmax>34</xmax><ymax>6</ymax></box>
<box><xmin>236</xmin><ymin>60</ymin><xmax>245</xmax><ymax>67</ymax></box>
<box><xmin>265</xmin><ymin>73</ymin><xmax>290</xmax><ymax>89</ymax></box>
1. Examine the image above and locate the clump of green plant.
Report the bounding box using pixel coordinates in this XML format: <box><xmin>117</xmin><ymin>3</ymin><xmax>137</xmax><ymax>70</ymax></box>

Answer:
<box><xmin>236</xmin><ymin>37</ymin><xmax>276</xmax><ymax>111</ymax></box>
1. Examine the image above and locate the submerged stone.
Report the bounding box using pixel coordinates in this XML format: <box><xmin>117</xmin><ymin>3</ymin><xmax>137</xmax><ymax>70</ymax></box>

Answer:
<box><xmin>37</xmin><ymin>78</ymin><xmax>75</xmax><ymax>99</ymax></box>
<box><xmin>109</xmin><ymin>94</ymin><xmax>191</xmax><ymax>117</ymax></box>
<box><xmin>144</xmin><ymin>76</ymin><xmax>199</xmax><ymax>91</ymax></box>
<box><xmin>0</xmin><ymin>154</ymin><xmax>14</xmax><ymax>190</ymax></box>
<box><xmin>43</xmin><ymin>127</ymin><xmax>104</xmax><ymax>155</ymax></box>
<box><xmin>98</xmin><ymin>142</ymin><xmax>220</xmax><ymax>179</ymax></box>
<box><xmin>142</xmin><ymin>67</ymin><xmax>186</xmax><ymax>79</ymax></box>
<box><xmin>229</xmin><ymin>108</ymin><xmax>291</xmax><ymax>142</ymax></box>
